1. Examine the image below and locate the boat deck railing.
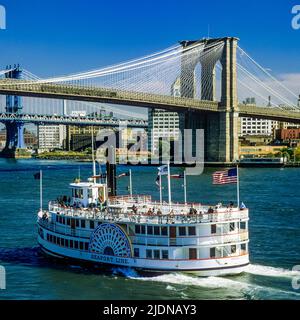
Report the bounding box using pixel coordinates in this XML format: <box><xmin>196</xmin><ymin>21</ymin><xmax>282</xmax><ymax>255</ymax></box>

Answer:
<box><xmin>47</xmin><ymin>201</ymin><xmax>249</xmax><ymax>225</ymax></box>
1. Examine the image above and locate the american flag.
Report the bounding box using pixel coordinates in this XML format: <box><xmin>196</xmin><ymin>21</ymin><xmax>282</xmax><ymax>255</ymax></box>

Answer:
<box><xmin>212</xmin><ymin>168</ymin><xmax>238</xmax><ymax>185</ymax></box>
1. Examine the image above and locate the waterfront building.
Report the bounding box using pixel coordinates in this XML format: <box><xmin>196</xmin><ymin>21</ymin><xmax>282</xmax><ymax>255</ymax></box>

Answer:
<box><xmin>275</xmin><ymin>128</ymin><xmax>300</xmax><ymax>147</ymax></box>
<box><xmin>148</xmin><ymin>78</ymin><xmax>184</xmax><ymax>154</ymax></box>
<box><xmin>240</xmin><ymin>117</ymin><xmax>278</xmax><ymax>136</ymax></box>
<box><xmin>148</xmin><ymin>109</ymin><xmax>185</xmax><ymax>154</ymax></box>
<box><xmin>0</xmin><ymin>128</ymin><xmax>38</xmax><ymax>150</ymax></box>
<box><xmin>38</xmin><ymin>124</ymin><xmax>66</xmax><ymax>150</ymax></box>
<box><xmin>66</xmin><ymin>125</ymin><xmax>102</xmax><ymax>151</ymax></box>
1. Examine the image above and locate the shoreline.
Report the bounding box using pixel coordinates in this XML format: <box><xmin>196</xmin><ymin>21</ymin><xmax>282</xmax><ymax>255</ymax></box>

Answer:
<box><xmin>2</xmin><ymin>156</ymin><xmax>300</xmax><ymax>168</ymax></box>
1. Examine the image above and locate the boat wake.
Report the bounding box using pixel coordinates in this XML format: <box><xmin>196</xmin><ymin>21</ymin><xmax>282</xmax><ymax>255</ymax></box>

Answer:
<box><xmin>126</xmin><ymin>267</ymin><xmax>300</xmax><ymax>299</ymax></box>
<box><xmin>246</xmin><ymin>264</ymin><xmax>300</xmax><ymax>278</ymax></box>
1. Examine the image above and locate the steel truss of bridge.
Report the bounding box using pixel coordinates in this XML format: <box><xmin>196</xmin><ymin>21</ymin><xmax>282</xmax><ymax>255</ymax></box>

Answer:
<box><xmin>0</xmin><ymin>112</ymin><xmax>148</xmax><ymax>128</ymax></box>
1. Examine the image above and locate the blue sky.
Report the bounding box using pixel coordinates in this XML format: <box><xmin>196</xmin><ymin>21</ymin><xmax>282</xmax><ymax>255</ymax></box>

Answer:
<box><xmin>0</xmin><ymin>0</ymin><xmax>299</xmax><ymax>77</ymax></box>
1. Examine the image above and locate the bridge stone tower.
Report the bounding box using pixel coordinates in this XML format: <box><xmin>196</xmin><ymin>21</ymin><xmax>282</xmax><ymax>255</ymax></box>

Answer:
<box><xmin>180</xmin><ymin>37</ymin><xmax>239</xmax><ymax>162</ymax></box>
<box><xmin>1</xmin><ymin>65</ymin><xmax>26</xmax><ymax>158</ymax></box>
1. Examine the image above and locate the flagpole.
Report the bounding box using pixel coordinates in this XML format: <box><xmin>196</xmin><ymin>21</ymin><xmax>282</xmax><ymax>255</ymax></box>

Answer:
<box><xmin>184</xmin><ymin>170</ymin><xmax>187</xmax><ymax>205</ymax></box>
<box><xmin>237</xmin><ymin>164</ymin><xmax>240</xmax><ymax>209</ymax></box>
<box><xmin>167</xmin><ymin>161</ymin><xmax>172</xmax><ymax>206</ymax></box>
<box><xmin>129</xmin><ymin>169</ymin><xmax>133</xmax><ymax>197</ymax></box>
<box><xmin>159</xmin><ymin>174</ymin><xmax>162</xmax><ymax>205</ymax></box>
<box><xmin>40</xmin><ymin>170</ymin><xmax>43</xmax><ymax>212</ymax></box>
<box><xmin>91</xmin><ymin>127</ymin><xmax>96</xmax><ymax>183</ymax></box>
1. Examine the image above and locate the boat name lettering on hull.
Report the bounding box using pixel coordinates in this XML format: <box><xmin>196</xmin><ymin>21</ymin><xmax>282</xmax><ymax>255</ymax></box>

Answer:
<box><xmin>91</xmin><ymin>254</ymin><xmax>130</xmax><ymax>265</ymax></box>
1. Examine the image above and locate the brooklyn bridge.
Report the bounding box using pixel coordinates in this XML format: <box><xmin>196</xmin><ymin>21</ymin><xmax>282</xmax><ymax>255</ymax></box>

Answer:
<box><xmin>0</xmin><ymin>37</ymin><xmax>299</xmax><ymax>161</ymax></box>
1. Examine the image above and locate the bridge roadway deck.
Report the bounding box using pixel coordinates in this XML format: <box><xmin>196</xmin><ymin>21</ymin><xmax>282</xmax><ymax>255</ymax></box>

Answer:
<box><xmin>0</xmin><ymin>80</ymin><xmax>299</xmax><ymax>123</ymax></box>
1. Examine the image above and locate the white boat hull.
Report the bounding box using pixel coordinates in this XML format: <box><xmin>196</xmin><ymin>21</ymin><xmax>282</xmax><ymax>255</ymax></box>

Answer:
<box><xmin>38</xmin><ymin>236</ymin><xmax>249</xmax><ymax>277</ymax></box>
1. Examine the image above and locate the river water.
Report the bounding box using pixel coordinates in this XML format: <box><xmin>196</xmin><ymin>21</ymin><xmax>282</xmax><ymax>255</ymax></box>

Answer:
<box><xmin>0</xmin><ymin>159</ymin><xmax>300</xmax><ymax>300</ymax></box>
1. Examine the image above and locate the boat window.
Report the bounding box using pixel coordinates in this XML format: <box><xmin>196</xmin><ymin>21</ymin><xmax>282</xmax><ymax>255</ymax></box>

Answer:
<box><xmin>141</xmin><ymin>225</ymin><xmax>146</xmax><ymax>234</ymax></box>
<box><xmin>61</xmin><ymin>238</ymin><xmax>65</xmax><ymax>247</ymax></box>
<box><xmin>162</xmin><ymin>250</ymin><xmax>169</xmax><ymax>260</ymax></box>
<box><xmin>161</xmin><ymin>227</ymin><xmax>168</xmax><ymax>236</ymax></box>
<box><xmin>154</xmin><ymin>226</ymin><xmax>160</xmax><ymax>236</ymax></box>
<box><xmin>134</xmin><ymin>248</ymin><xmax>140</xmax><ymax>258</ymax></box>
<box><xmin>189</xmin><ymin>248</ymin><xmax>197</xmax><ymax>260</ymax></box>
<box><xmin>75</xmin><ymin>219</ymin><xmax>79</xmax><ymax>227</ymax></box>
<box><xmin>90</xmin><ymin>221</ymin><xmax>95</xmax><ymax>229</ymax></box>
<box><xmin>179</xmin><ymin>227</ymin><xmax>186</xmax><ymax>236</ymax></box>
<box><xmin>65</xmin><ymin>239</ymin><xmax>69</xmax><ymax>247</ymax></box>
<box><xmin>88</xmin><ymin>189</ymin><xmax>93</xmax><ymax>198</ymax></box>
<box><xmin>79</xmin><ymin>242</ymin><xmax>84</xmax><ymax>250</ymax></box>
<box><xmin>135</xmin><ymin>225</ymin><xmax>141</xmax><ymax>234</ymax></box>
<box><xmin>147</xmin><ymin>226</ymin><xmax>153</xmax><ymax>235</ymax></box>
<box><xmin>188</xmin><ymin>227</ymin><xmax>196</xmax><ymax>236</ymax></box>
<box><xmin>74</xmin><ymin>189</ymin><xmax>83</xmax><ymax>199</ymax></box>
<box><xmin>81</xmin><ymin>220</ymin><xmax>86</xmax><ymax>228</ymax></box>
<box><xmin>230</xmin><ymin>222</ymin><xmax>235</xmax><ymax>232</ymax></box>
<box><xmin>241</xmin><ymin>243</ymin><xmax>247</xmax><ymax>252</ymax></box>
<box><xmin>70</xmin><ymin>240</ymin><xmax>74</xmax><ymax>248</ymax></box>
<box><xmin>231</xmin><ymin>245</ymin><xmax>237</xmax><ymax>254</ymax></box>
<box><xmin>153</xmin><ymin>250</ymin><xmax>160</xmax><ymax>259</ymax></box>
<box><xmin>210</xmin><ymin>247</ymin><xmax>216</xmax><ymax>258</ymax></box>
<box><xmin>240</xmin><ymin>221</ymin><xmax>246</xmax><ymax>230</ymax></box>
<box><xmin>211</xmin><ymin>224</ymin><xmax>217</xmax><ymax>234</ymax></box>
<box><xmin>216</xmin><ymin>247</ymin><xmax>223</xmax><ymax>258</ymax></box>
<box><xmin>146</xmin><ymin>250</ymin><xmax>152</xmax><ymax>259</ymax></box>
<box><xmin>74</xmin><ymin>241</ymin><xmax>79</xmax><ymax>249</ymax></box>
<box><xmin>66</xmin><ymin>218</ymin><xmax>70</xmax><ymax>226</ymax></box>
<box><xmin>85</xmin><ymin>243</ymin><xmax>89</xmax><ymax>251</ymax></box>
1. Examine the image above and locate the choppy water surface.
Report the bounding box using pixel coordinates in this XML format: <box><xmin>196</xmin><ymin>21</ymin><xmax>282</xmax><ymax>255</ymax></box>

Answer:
<box><xmin>0</xmin><ymin>159</ymin><xmax>299</xmax><ymax>300</ymax></box>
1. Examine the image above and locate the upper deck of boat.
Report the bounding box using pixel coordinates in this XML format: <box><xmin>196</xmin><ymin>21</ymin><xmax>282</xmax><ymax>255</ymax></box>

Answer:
<box><xmin>45</xmin><ymin>195</ymin><xmax>249</xmax><ymax>225</ymax></box>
